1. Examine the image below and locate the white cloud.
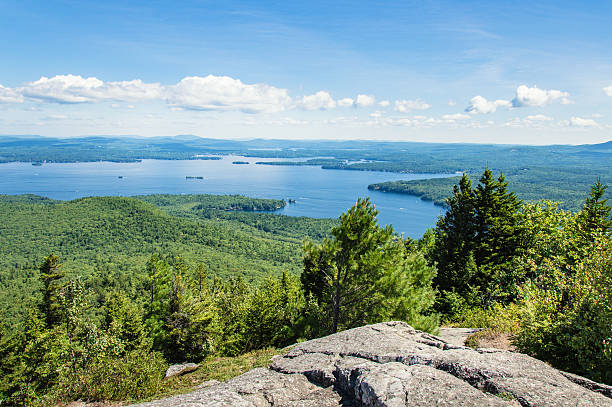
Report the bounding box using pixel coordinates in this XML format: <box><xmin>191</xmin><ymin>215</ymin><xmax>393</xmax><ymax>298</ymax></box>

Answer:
<box><xmin>448</xmin><ymin>100</ymin><xmax>457</xmax><ymax>106</ymax></box>
<box><xmin>394</xmin><ymin>99</ymin><xmax>431</xmax><ymax>112</ymax></box>
<box><xmin>568</xmin><ymin>116</ymin><xmax>599</xmax><ymax>127</ymax></box>
<box><xmin>378</xmin><ymin>100</ymin><xmax>390</xmax><ymax>107</ymax></box>
<box><xmin>604</xmin><ymin>85</ymin><xmax>612</xmax><ymax>96</ymax></box>
<box><xmin>42</xmin><ymin>114</ymin><xmax>68</xmax><ymax>120</ymax></box>
<box><xmin>20</xmin><ymin>75</ymin><xmax>162</xmax><ymax>104</ymax></box>
<box><xmin>511</xmin><ymin>85</ymin><xmax>571</xmax><ymax>107</ymax></box>
<box><xmin>299</xmin><ymin>91</ymin><xmax>336</xmax><ymax>110</ymax></box>
<box><xmin>337</xmin><ymin>97</ymin><xmax>354</xmax><ymax>107</ymax></box>
<box><xmin>442</xmin><ymin>113</ymin><xmax>471</xmax><ymax>120</ymax></box>
<box><xmin>370</xmin><ymin>111</ymin><xmax>383</xmax><ymax>118</ymax></box>
<box><xmin>166</xmin><ymin>75</ymin><xmax>291</xmax><ymax>113</ymax></box>
<box><xmin>467</xmin><ymin>85</ymin><xmax>571</xmax><ymax>114</ymax></box>
<box><xmin>355</xmin><ymin>94</ymin><xmax>376</xmax><ymax>107</ymax></box>
<box><xmin>465</xmin><ymin>95</ymin><xmax>511</xmax><ymax>114</ymax></box>
<box><xmin>0</xmin><ymin>84</ymin><xmax>24</xmax><ymax>103</ymax></box>
<box><xmin>525</xmin><ymin>114</ymin><xmax>553</xmax><ymax>121</ymax></box>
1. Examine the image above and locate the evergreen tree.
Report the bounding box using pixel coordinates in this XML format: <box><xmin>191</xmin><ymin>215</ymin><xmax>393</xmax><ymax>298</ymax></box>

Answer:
<box><xmin>473</xmin><ymin>169</ymin><xmax>523</xmax><ymax>305</ymax></box>
<box><xmin>430</xmin><ymin>169</ymin><xmax>524</xmax><ymax>314</ymax></box>
<box><xmin>39</xmin><ymin>254</ymin><xmax>66</xmax><ymax>328</ymax></box>
<box><xmin>302</xmin><ymin>197</ymin><xmax>437</xmax><ymax>334</ymax></box>
<box><xmin>430</xmin><ymin>174</ymin><xmax>477</xmax><ymax>311</ymax></box>
<box><xmin>577</xmin><ymin>178</ymin><xmax>611</xmax><ymax>240</ymax></box>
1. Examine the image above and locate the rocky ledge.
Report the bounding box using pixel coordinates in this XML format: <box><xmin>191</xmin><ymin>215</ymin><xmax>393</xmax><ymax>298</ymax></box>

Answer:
<box><xmin>131</xmin><ymin>321</ymin><xmax>612</xmax><ymax>406</ymax></box>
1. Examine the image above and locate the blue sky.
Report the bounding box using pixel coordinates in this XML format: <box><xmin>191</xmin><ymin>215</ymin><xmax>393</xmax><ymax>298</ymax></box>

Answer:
<box><xmin>1</xmin><ymin>0</ymin><xmax>611</xmax><ymax>144</ymax></box>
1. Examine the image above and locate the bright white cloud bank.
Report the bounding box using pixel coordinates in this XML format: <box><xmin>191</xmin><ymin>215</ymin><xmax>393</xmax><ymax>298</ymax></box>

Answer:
<box><xmin>466</xmin><ymin>85</ymin><xmax>571</xmax><ymax>114</ymax></box>
<box><xmin>0</xmin><ymin>84</ymin><xmax>24</xmax><ymax>103</ymax></box>
<box><xmin>355</xmin><ymin>94</ymin><xmax>376</xmax><ymax>107</ymax></box>
<box><xmin>337</xmin><ymin>98</ymin><xmax>354</xmax><ymax>107</ymax></box>
<box><xmin>568</xmin><ymin>117</ymin><xmax>599</xmax><ymax>127</ymax></box>
<box><xmin>1</xmin><ymin>75</ymin><xmax>394</xmax><ymax>114</ymax></box>
<box><xmin>166</xmin><ymin>75</ymin><xmax>291</xmax><ymax>113</ymax></box>
<box><xmin>299</xmin><ymin>91</ymin><xmax>337</xmax><ymax>111</ymax></box>
<box><xmin>20</xmin><ymin>75</ymin><xmax>163</xmax><ymax>104</ymax></box>
<box><xmin>511</xmin><ymin>85</ymin><xmax>571</xmax><ymax>107</ymax></box>
<box><xmin>604</xmin><ymin>85</ymin><xmax>612</xmax><ymax>96</ymax></box>
<box><xmin>465</xmin><ymin>96</ymin><xmax>511</xmax><ymax>114</ymax></box>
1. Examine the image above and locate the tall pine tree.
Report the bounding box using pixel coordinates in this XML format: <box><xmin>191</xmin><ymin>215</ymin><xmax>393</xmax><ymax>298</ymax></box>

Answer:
<box><xmin>577</xmin><ymin>178</ymin><xmax>611</xmax><ymax>240</ymax></box>
<box><xmin>302</xmin><ymin>197</ymin><xmax>437</xmax><ymax>334</ymax></box>
<box><xmin>430</xmin><ymin>168</ymin><xmax>524</xmax><ymax>314</ymax></box>
<box><xmin>39</xmin><ymin>254</ymin><xmax>66</xmax><ymax>328</ymax></box>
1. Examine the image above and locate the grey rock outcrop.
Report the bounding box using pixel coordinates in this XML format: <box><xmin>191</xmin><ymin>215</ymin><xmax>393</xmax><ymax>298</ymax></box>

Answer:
<box><xmin>131</xmin><ymin>321</ymin><xmax>612</xmax><ymax>406</ymax></box>
<box><xmin>164</xmin><ymin>363</ymin><xmax>200</xmax><ymax>379</ymax></box>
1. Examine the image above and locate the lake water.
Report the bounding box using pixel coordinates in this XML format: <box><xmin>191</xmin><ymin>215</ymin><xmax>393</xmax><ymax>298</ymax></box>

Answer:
<box><xmin>0</xmin><ymin>156</ymin><xmax>450</xmax><ymax>238</ymax></box>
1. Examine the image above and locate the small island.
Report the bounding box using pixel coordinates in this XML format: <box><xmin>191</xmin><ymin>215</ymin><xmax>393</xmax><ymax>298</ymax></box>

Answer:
<box><xmin>232</xmin><ymin>161</ymin><xmax>250</xmax><ymax>165</ymax></box>
<box><xmin>185</xmin><ymin>176</ymin><xmax>204</xmax><ymax>180</ymax></box>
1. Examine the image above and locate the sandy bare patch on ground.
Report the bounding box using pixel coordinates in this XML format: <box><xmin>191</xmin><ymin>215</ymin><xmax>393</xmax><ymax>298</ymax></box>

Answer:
<box><xmin>466</xmin><ymin>329</ymin><xmax>517</xmax><ymax>351</ymax></box>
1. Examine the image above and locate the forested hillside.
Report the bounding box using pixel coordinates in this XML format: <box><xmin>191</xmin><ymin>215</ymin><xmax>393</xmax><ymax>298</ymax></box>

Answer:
<box><xmin>0</xmin><ymin>194</ymin><xmax>335</xmax><ymax>328</ymax></box>
<box><xmin>0</xmin><ymin>195</ymin><xmax>435</xmax><ymax>406</ymax></box>
<box><xmin>0</xmin><ymin>177</ymin><xmax>610</xmax><ymax>405</ymax></box>
<box><xmin>368</xmin><ymin>166</ymin><xmax>608</xmax><ymax>211</ymax></box>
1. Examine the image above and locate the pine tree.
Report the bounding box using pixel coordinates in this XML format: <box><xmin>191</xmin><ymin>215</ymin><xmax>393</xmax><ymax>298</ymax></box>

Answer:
<box><xmin>577</xmin><ymin>178</ymin><xmax>611</xmax><ymax>240</ymax></box>
<box><xmin>302</xmin><ymin>197</ymin><xmax>437</xmax><ymax>334</ymax></box>
<box><xmin>39</xmin><ymin>254</ymin><xmax>66</xmax><ymax>327</ymax></box>
<box><xmin>430</xmin><ymin>174</ymin><xmax>477</xmax><ymax>305</ymax></box>
<box><xmin>431</xmin><ymin>169</ymin><xmax>525</xmax><ymax>313</ymax></box>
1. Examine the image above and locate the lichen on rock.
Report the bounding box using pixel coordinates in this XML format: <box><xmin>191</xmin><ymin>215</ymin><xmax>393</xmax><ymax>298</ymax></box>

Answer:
<box><xmin>131</xmin><ymin>321</ymin><xmax>612</xmax><ymax>407</ymax></box>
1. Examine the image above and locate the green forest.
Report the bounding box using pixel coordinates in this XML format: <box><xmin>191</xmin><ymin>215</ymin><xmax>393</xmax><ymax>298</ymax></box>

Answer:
<box><xmin>0</xmin><ymin>174</ymin><xmax>611</xmax><ymax>405</ymax></box>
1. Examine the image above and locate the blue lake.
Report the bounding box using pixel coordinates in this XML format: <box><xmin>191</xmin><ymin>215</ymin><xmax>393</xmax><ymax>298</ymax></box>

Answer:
<box><xmin>0</xmin><ymin>156</ymin><xmax>451</xmax><ymax>238</ymax></box>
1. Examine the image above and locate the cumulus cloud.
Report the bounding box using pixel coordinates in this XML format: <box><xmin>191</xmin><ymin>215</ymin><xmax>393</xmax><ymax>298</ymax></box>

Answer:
<box><xmin>511</xmin><ymin>85</ymin><xmax>571</xmax><ymax>107</ymax></box>
<box><xmin>0</xmin><ymin>84</ymin><xmax>24</xmax><ymax>103</ymax></box>
<box><xmin>466</xmin><ymin>85</ymin><xmax>571</xmax><ymax>114</ymax></box>
<box><xmin>442</xmin><ymin>113</ymin><xmax>471</xmax><ymax>120</ymax></box>
<box><xmin>0</xmin><ymin>74</ymin><xmax>389</xmax><ymax>115</ymax></box>
<box><xmin>465</xmin><ymin>95</ymin><xmax>511</xmax><ymax>114</ymax></box>
<box><xmin>394</xmin><ymin>99</ymin><xmax>431</xmax><ymax>112</ymax></box>
<box><xmin>355</xmin><ymin>94</ymin><xmax>376</xmax><ymax>107</ymax></box>
<box><xmin>298</xmin><ymin>91</ymin><xmax>336</xmax><ymax>110</ymax></box>
<box><xmin>20</xmin><ymin>75</ymin><xmax>163</xmax><ymax>104</ymax></box>
<box><xmin>3</xmin><ymin>74</ymin><xmax>295</xmax><ymax>113</ymax></box>
<box><xmin>567</xmin><ymin>116</ymin><xmax>599</xmax><ymax>127</ymax></box>
<box><xmin>337</xmin><ymin>97</ymin><xmax>354</xmax><ymax>107</ymax></box>
<box><xmin>604</xmin><ymin>85</ymin><xmax>612</xmax><ymax>96</ymax></box>
<box><xmin>166</xmin><ymin>75</ymin><xmax>292</xmax><ymax>113</ymax></box>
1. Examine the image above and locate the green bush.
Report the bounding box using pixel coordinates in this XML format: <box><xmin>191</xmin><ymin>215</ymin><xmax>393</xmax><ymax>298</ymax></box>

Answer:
<box><xmin>68</xmin><ymin>349</ymin><xmax>167</xmax><ymax>402</ymax></box>
<box><xmin>515</xmin><ymin>235</ymin><xmax>612</xmax><ymax>384</ymax></box>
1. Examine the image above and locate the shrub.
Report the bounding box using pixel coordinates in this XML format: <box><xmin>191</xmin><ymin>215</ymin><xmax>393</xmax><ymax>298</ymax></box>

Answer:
<box><xmin>515</xmin><ymin>235</ymin><xmax>612</xmax><ymax>384</ymax></box>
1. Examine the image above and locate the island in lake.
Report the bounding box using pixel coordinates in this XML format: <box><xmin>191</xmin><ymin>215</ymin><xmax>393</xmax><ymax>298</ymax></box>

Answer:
<box><xmin>232</xmin><ymin>161</ymin><xmax>250</xmax><ymax>165</ymax></box>
<box><xmin>185</xmin><ymin>176</ymin><xmax>204</xmax><ymax>180</ymax></box>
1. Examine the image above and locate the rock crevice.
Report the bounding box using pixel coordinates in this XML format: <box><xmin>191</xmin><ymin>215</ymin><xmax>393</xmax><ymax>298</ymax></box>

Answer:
<box><xmin>131</xmin><ymin>322</ymin><xmax>612</xmax><ymax>406</ymax></box>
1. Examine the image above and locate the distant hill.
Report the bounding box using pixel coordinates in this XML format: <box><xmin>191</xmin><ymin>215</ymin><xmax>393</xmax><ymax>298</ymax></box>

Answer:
<box><xmin>0</xmin><ymin>194</ymin><xmax>335</xmax><ymax>327</ymax></box>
